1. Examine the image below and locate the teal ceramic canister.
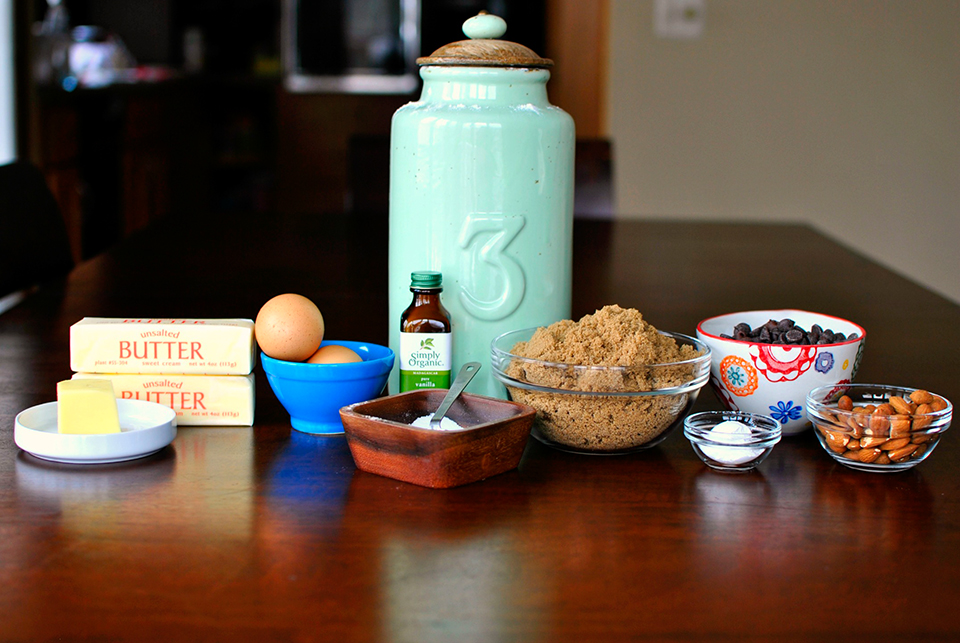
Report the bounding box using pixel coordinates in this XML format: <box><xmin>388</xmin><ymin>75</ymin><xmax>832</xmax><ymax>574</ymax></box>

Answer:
<box><xmin>388</xmin><ymin>13</ymin><xmax>575</xmax><ymax>399</ymax></box>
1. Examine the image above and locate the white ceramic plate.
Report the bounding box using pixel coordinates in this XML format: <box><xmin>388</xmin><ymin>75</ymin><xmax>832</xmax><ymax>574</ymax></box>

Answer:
<box><xmin>14</xmin><ymin>399</ymin><xmax>177</xmax><ymax>464</ymax></box>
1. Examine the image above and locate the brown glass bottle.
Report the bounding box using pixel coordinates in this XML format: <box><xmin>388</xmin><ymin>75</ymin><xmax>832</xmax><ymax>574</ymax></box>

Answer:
<box><xmin>399</xmin><ymin>271</ymin><xmax>452</xmax><ymax>391</ymax></box>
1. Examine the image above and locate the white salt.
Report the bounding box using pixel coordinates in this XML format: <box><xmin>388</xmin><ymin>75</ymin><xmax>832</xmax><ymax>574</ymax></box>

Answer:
<box><xmin>411</xmin><ymin>414</ymin><xmax>464</xmax><ymax>431</ymax></box>
<box><xmin>700</xmin><ymin>420</ymin><xmax>764</xmax><ymax>465</ymax></box>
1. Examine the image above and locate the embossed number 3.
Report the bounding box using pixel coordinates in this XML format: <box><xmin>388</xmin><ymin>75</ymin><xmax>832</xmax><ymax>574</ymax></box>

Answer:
<box><xmin>457</xmin><ymin>214</ymin><xmax>526</xmax><ymax>321</ymax></box>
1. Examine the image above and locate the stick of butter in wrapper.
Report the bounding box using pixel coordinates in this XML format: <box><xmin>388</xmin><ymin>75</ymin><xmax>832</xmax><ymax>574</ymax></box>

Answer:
<box><xmin>70</xmin><ymin>318</ymin><xmax>255</xmax><ymax>375</ymax></box>
<box><xmin>72</xmin><ymin>373</ymin><xmax>255</xmax><ymax>426</ymax></box>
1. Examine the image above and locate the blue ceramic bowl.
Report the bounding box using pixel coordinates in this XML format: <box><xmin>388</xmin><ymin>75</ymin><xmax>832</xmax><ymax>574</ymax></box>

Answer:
<box><xmin>261</xmin><ymin>341</ymin><xmax>394</xmax><ymax>434</ymax></box>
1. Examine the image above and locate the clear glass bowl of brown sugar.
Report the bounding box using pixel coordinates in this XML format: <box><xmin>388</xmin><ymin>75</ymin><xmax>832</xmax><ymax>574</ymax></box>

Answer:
<box><xmin>491</xmin><ymin>328</ymin><xmax>712</xmax><ymax>455</ymax></box>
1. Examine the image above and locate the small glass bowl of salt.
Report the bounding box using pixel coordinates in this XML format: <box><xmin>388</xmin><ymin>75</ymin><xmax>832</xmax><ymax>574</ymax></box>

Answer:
<box><xmin>683</xmin><ymin>411</ymin><xmax>781</xmax><ymax>472</ymax></box>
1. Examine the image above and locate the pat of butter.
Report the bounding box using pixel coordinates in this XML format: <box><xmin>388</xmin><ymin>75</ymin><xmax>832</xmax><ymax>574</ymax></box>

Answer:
<box><xmin>70</xmin><ymin>318</ymin><xmax>255</xmax><ymax>375</ymax></box>
<box><xmin>72</xmin><ymin>373</ymin><xmax>255</xmax><ymax>426</ymax></box>
<box><xmin>57</xmin><ymin>379</ymin><xmax>121</xmax><ymax>434</ymax></box>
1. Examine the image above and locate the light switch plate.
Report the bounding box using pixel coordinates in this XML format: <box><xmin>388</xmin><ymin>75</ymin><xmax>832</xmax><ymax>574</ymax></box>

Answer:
<box><xmin>654</xmin><ymin>0</ymin><xmax>706</xmax><ymax>40</ymax></box>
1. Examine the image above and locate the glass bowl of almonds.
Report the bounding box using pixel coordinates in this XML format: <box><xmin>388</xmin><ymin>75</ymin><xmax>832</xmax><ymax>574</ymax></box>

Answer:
<box><xmin>806</xmin><ymin>384</ymin><xmax>952</xmax><ymax>472</ymax></box>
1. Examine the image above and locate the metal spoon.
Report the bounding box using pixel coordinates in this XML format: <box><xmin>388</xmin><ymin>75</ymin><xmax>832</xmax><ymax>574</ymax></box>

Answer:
<box><xmin>430</xmin><ymin>362</ymin><xmax>481</xmax><ymax>429</ymax></box>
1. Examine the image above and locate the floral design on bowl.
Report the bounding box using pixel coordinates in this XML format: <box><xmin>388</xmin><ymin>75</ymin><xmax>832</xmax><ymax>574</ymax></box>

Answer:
<box><xmin>852</xmin><ymin>340</ymin><xmax>865</xmax><ymax>377</ymax></box>
<box><xmin>814</xmin><ymin>351</ymin><xmax>834</xmax><ymax>374</ymax></box>
<box><xmin>821</xmin><ymin>378</ymin><xmax>851</xmax><ymax>401</ymax></box>
<box><xmin>748</xmin><ymin>344</ymin><xmax>817</xmax><ymax>382</ymax></box>
<box><xmin>720</xmin><ymin>355</ymin><xmax>758</xmax><ymax>397</ymax></box>
<box><xmin>769</xmin><ymin>399</ymin><xmax>803</xmax><ymax>424</ymax></box>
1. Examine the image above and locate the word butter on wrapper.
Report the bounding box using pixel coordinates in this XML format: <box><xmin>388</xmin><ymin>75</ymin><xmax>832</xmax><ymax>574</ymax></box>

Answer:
<box><xmin>73</xmin><ymin>373</ymin><xmax>255</xmax><ymax>426</ymax></box>
<box><xmin>70</xmin><ymin>318</ymin><xmax>256</xmax><ymax>375</ymax></box>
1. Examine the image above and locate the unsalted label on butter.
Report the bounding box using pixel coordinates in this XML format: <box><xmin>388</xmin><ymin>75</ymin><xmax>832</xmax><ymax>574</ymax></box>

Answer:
<box><xmin>73</xmin><ymin>373</ymin><xmax>255</xmax><ymax>426</ymax></box>
<box><xmin>70</xmin><ymin>318</ymin><xmax>255</xmax><ymax>375</ymax></box>
<box><xmin>57</xmin><ymin>379</ymin><xmax>121</xmax><ymax>434</ymax></box>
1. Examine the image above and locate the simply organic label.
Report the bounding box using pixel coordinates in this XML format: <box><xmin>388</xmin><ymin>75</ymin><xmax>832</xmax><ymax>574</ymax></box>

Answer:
<box><xmin>399</xmin><ymin>332</ymin><xmax>451</xmax><ymax>391</ymax></box>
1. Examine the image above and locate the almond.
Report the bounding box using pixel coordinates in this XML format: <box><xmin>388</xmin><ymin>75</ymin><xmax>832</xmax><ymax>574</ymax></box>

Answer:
<box><xmin>858</xmin><ymin>448</ymin><xmax>882</xmax><ymax>464</ymax></box>
<box><xmin>889</xmin><ymin>416</ymin><xmax>912</xmax><ymax>439</ymax></box>
<box><xmin>868</xmin><ymin>413</ymin><xmax>890</xmax><ymax>434</ymax></box>
<box><xmin>831</xmin><ymin>417</ymin><xmax>850</xmax><ymax>433</ymax></box>
<box><xmin>889</xmin><ymin>396</ymin><xmax>916</xmax><ymax>415</ymax></box>
<box><xmin>874</xmin><ymin>403</ymin><xmax>896</xmax><ymax>416</ymax></box>
<box><xmin>822</xmin><ymin>429</ymin><xmax>850</xmax><ymax>453</ymax></box>
<box><xmin>912</xmin><ymin>431</ymin><xmax>935</xmax><ymax>444</ymax></box>
<box><xmin>912</xmin><ymin>413</ymin><xmax>933</xmax><ymax>431</ymax></box>
<box><xmin>875</xmin><ymin>452</ymin><xmax>891</xmax><ymax>465</ymax></box>
<box><xmin>859</xmin><ymin>436</ymin><xmax>887</xmax><ymax>449</ymax></box>
<box><xmin>848</xmin><ymin>420</ymin><xmax>865</xmax><ymax>439</ymax></box>
<box><xmin>838</xmin><ymin>395</ymin><xmax>854</xmax><ymax>411</ymax></box>
<box><xmin>910</xmin><ymin>390</ymin><xmax>935</xmax><ymax>405</ymax></box>
<box><xmin>881</xmin><ymin>437</ymin><xmax>910</xmax><ymax>451</ymax></box>
<box><xmin>847</xmin><ymin>414</ymin><xmax>869</xmax><ymax>437</ymax></box>
<box><xmin>888</xmin><ymin>444</ymin><xmax>919</xmax><ymax>462</ymax></box>
<box><xmin>930</xmin><ymin>397</ymin><xmax>948</xmax><ymax>412</ymax></box>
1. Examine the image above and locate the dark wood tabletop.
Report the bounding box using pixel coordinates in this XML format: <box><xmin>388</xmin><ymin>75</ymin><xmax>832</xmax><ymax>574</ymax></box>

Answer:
<box><xmin>2</xmin><ymin>211</ymin><xmax>959</xmax><ymax>642</ymax></box>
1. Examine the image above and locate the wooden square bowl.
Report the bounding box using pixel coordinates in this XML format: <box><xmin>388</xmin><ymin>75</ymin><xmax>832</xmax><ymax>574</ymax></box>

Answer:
<box><xmin>339</xmin><ymin>390</ymin><xmax>536</xmax><ymax>489</ymax></box>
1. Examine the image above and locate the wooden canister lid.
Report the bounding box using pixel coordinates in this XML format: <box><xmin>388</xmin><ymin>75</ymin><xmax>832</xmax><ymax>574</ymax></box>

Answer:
<box><xmin>417</xmin><ymin>12</ymin><xmax>553</xmax><ymax>69</ymax></box>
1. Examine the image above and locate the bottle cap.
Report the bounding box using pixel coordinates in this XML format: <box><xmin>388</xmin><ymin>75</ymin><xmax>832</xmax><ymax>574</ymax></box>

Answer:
<box><xmin>410</xmin><ymin>271</ymin><xmax>442</xmax><ymax>289</ymax></box>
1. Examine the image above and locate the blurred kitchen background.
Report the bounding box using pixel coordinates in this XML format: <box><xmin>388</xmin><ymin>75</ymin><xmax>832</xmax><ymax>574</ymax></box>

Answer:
<box><xmin>1</xmin><ymin>0</ymin><xmax>957</xmax><ymax>304</ymax></box>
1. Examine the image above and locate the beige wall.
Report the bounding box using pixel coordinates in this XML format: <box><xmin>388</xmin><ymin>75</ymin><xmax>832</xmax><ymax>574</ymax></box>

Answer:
<box><xmin>607</xmin><ymin>0</ymin><xmax>960</xmax><ymax>303</ymax></box>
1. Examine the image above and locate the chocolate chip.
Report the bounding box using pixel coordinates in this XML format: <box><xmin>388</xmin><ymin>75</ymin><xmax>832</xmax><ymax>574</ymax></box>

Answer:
<box><xmin>784</xmin><ymin>328</ymin><xmax>804</xmax><ymax>343</ymax></box>
<box><xmin>727</xmin><ymin>318</ymin><xmax>857</xmax><ymax>346</ymax></box>
<box><xmin>777</xmin><ymin>319</ymin><xmax>795</xmax><ymax>332</ymax></box>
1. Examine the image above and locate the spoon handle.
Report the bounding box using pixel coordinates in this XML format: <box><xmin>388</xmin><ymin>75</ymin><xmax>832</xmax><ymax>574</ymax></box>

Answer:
<box><xmin>430</xmin><ymin>362</ymin><xmax>482</xmax><ymax>428</ymax></box>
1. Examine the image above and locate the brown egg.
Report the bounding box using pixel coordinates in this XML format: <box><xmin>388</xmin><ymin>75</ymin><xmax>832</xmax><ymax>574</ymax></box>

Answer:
<box><xmin>307</xmin><ymin>344</ymin><xmax>362</xmax><ymax>364</ymax></box>
<box><xmin>255</xmin><ymin>294</ymin><xmax>325</xmax><ymax>361</ymax></box>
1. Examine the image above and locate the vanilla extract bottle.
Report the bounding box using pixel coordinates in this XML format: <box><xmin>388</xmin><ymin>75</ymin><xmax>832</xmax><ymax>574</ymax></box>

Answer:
<box><xmin>399</xmin><ymin>271</ymin><xmax>452</xmax><ymax>392</ymax></box>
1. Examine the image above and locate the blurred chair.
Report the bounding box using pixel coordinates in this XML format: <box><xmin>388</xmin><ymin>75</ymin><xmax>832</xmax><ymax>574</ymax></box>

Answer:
<box><xmin>346</xmin><ymin>134</ymin><xmax>391</xmax><ymax>217</ymax></box>
<box><xmin>573</xmin><ymin>139</ymin><xmax>613</xmax><ymax>219</ymax></box>
<box><xmin>0</xmin><ymin>161</ymin><xmax>74</xmax><ymax>303</ymax></box>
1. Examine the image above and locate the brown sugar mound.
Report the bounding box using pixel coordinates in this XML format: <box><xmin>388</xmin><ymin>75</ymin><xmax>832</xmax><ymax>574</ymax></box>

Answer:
<box><xmin>503</xmin><ymin>305</ymin><xmax>706</xmax><ymax>452</ymax></box>
<box><xmin>506</xmin><ymin>305</ymin><xmax>702</xmax><ymax>393</ymax></box>
<box><xmin>513</xmin><ymin>304</ymin><xmax>697</xmax><ymax>367</ymax></box>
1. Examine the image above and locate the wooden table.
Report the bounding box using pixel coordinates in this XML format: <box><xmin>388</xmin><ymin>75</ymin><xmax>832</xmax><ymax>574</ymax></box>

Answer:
<box><xmin>2</xmin><ymin>212</ymin><xmax>959</xmax><ymax>641</ymax></box>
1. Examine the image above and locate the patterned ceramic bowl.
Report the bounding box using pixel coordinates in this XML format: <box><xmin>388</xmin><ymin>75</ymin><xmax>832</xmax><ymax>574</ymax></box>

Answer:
<box><xmin>696</xmin><ymin>310</ymin><xmax>865</xmax><ymax>435</ymax></box>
